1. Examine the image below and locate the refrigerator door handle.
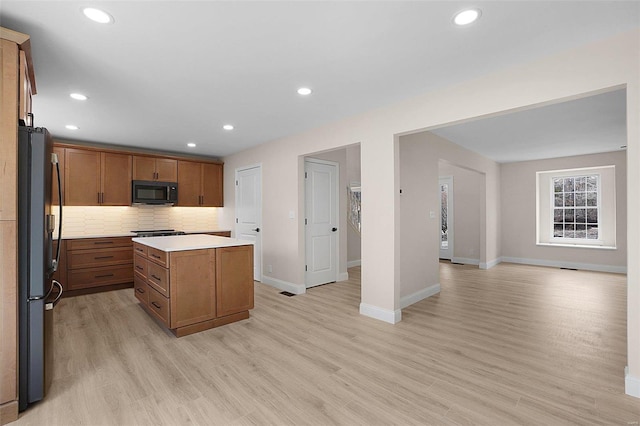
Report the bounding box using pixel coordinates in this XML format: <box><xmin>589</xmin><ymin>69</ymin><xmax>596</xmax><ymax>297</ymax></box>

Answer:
<box><xmin>51</xmin><ymin>280</ymin><xmax>63</xmax><ymax>307</ymax></box>
<box><xmin>51</xmin><ymin>156</ymin><xmax>62</xmax><ymax>271</ymax></box>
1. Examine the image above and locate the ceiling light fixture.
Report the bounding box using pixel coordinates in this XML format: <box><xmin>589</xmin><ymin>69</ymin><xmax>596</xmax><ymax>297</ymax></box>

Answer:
<box><xmin>70</xmin><ymin>93</ymin><xmax>88</xmax><ymax>101</ymax></box>
<box><xmin>187</xmin><ymin>142</ymin><xmax>196</xmax><ymax>148</ymax></box>
<box><xmin>82</xmin><ymin>7</ymin><xmax>114</xmax><ymax>24</ymax></box>
<box><xmin>223</xmin><ymin>124</ymin><xmax>234</xmax><ymax>131</ymax></box>
<box><xmin>297</xmin><ymin>87</ymin><xmax>312</xmax><ymax>96</ymax></box>
<box><xmin>65</xmin><ymin>125</ymin><xmax>79</xmax><ymax>130</ymax></box>
<box><xmin>453</xmin><ymin>8</ymin><xmax>481</xmax><ymax>26</ymax></box>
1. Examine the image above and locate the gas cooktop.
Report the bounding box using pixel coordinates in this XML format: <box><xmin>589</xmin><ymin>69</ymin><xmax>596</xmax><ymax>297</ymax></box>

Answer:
<box><xmin>132</xmin><ymin>229</ymin><xmax>186</xmax><ymax>237</ymax></box>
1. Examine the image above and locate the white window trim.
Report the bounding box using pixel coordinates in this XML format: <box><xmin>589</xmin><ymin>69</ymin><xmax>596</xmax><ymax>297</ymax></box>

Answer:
<box><xmin>536</xmin><ymin>165</ymin><xmax>616</xmax><ymax>249</ymax></box>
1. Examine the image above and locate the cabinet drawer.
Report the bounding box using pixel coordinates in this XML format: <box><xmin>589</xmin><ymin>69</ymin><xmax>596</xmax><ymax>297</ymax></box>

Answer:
<box><xmin>147</xmin><ymin>247</ymin><xmax>168</xmax><ymax>267</ymax></box>
<box><xmin>209</xmin><ymin>231</ymin><xmax>231</xmax><ymax>237</ymax></box>
<box><xmin>134</xmin><ymin>254</ymin><xmax>147</xmax><ymax>278</ymax></box>
<box><xmin>147</xmin><ymin>287</ymin><xmax>169</xmax><ymax>326</ymax></box>
<box><xmin>67</xmin><ymin>246</ymin><xmax>133</xmax><ymax>269</ymax></box>
<box><xmin>133</xmin><ymin>242</ymin><xmax>148</xmax><ymax>257</ymax></box>
<box><xmin>147</xmin><ymin>261</ymin><xmax>169</xmax><ymax>296</ymax></box>
<box><xmin>134</xmin><ymin>274</ymin><xmax>149</xmax><ymax>306</ymax></box>
<box><xmin>67</xmin><ymin>264</ymin><xmax>134</xmax><ymax>290</ymax></box>
<box><xmin>67</xmin><ymin>236</ymin><xmax>132</xmax><ymax>251</ymax></box>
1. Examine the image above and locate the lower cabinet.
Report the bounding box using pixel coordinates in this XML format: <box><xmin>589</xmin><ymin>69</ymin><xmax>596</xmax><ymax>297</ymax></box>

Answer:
<box><xmin>134</xmin><ymin>242</ymin><xmax>253</xmax><ymax>337</ymax></box>
<box><xmin>64</xmin><ymin>236</ymin><xmax>133</xmax><ymax>296</ymax></box>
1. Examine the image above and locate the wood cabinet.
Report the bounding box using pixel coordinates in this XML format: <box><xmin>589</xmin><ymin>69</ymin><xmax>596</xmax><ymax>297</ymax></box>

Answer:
<box><xmin>64</xmin><ymin>237</ymin><xmax>133</xmax><ymax>296</ymax></box>
<box><xmin>177</xmin><ymin>161</ymin><xmax>223</xmax><ymax>207</ymax></box>
<box><xmin>1</xmin><ymin>27</ymin><xmax>36</xmax><ymax>425</ymax></box>
<box><xmin>133</xmin><ymin>241</ymin><xmax>252</xmax><ymax>337</ymax></box>
<box><xmin>65</xmin><ymin>148</ymin><xmax>132</xmax><ymax>206</ymax></box>
<box><xmin>133</xmin><ymin>156</ymin><xmax>177</xmax><ymax>182</ymax></box>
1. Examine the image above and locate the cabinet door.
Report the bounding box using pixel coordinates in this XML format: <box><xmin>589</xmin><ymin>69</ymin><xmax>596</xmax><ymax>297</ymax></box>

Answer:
<box><xmin>201</xmin><ymin>163</ymin><xmax>223</xmax><ymax>207</ymax></box>
<box><xmin>65</xmin><ymin>148</ymin><xmax>100</xmax><ymax>206</ymax></box>
<box><xmin>155</xmin><ymin>158</ymin><xmax>177</xmax><ymax>182</ymax></box>
<box><xmin>52</xmin><ymin>146</ymin><xmax>65</xmax><ymax>206</ymax></box>
<box><xmin>101</xmin><ymin>152</ymin><xmax>131</xmax><ymax>205</ymax></box>
<box><xmin>19</xmin><ymin>51</ymin><xmax>33</xmax><ymax>127</ymax></box>
<box><xmin>216</xmin><ymin>245</ymin><xmax>254</xmax><ymax>317</ymax></box>
<box><xmin>132</xmin><ymin>156</ymin><xmax>156</xmax><ymax>181</ymax></box>
<box><xmin>169</xmin><ymin>249</ymin><xmax>216</xmax><ymax>328</ymax></box>
<box><xmin>177</xmin><ymin>161</ymin><xmax>201</xmax><ymax>206</ymax></box>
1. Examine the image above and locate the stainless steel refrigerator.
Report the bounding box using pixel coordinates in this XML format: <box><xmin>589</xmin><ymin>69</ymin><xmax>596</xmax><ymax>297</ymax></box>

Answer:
<box><xmin>18</xmin><ymin>126</ymin><xmax>63</xmax><ymax>411</ymax></box>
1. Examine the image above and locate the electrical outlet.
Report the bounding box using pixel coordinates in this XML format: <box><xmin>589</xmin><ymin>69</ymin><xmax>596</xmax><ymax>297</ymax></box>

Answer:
<box><xmin>267</xmin><ymin>264</ymin><xmax>273</xmax><ymax>273</ymax></box>
<box><xmin>429</xmin><ymin>211</ymin><xmax>436</xmax><ymax>219</ymax></box>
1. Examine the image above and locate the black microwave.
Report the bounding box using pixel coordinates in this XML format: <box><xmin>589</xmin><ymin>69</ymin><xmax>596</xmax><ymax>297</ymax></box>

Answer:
<box><xmin>132</xmin><ymin>180</ymin><xmax>178</xmax><ymax>205</ymax></box>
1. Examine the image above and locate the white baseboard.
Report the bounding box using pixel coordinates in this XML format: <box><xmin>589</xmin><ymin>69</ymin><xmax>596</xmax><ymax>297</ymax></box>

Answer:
<box><xmin>337</xmin><ymin>272</ymin><xmax>349</xmax><ymax>282</ymax></box>
<box><xmin>261</xmin><ymin>275</ymin><xmax>306</xmax><ymax>295</ymax></box>
<box><xmin>480</xmin><ymin>257</ymin><xmax>502</xmax><ymax>270</ymax></box>
<box><xmin>501</xmin><ymin>256</ymin><xmax>627</xmax><ymax>274</ymax></box>
<box><xmin>400</xmin><ymin>283</ymin><xmax>441</xmax><ymax>309</ymax></box>
<box><xmin>347</xmin><ymin>259</ymin><xmax>361</xmax><ymax>268</ymax></box>
<box><xmin>625</xmin><ymin>366</ymin><xmax>640</xmax><ymax>398</ymax></box>
<box><xmin>452</xmin><ymin>257</ymin><xmax>479</xmax><ymax>266</ymax></box>
<box><xmin>359</xmin><ymin>303</ymin><xmax>401</xmax><ymax>324</ymax></box>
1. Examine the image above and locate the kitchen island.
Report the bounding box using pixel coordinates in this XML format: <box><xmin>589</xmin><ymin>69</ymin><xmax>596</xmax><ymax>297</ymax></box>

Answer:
<box><xmin>132</xmin><ymin>234</ymin><xmax>254</xmax><ymax>337</ymax></box>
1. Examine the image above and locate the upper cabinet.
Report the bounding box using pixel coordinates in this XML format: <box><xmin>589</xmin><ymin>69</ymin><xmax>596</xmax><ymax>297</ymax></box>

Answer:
<box><xmin>133</xmin><ymin>156</ymin><xmax>177</xmax><ymax>182</ymax></box>
<box><xmin>177</xmin><ymin>161</ymin><xmax>223</xmax><ymax>207</ymax></box>
<box><xmin>65</xmin><ymin>148</ymin><xmax>132</xmax><ymax>206</ymax></box>
<box><xmin>19</xmin><ymin>50</ymin><xmax>33</xmax><ymax>127</ymax></box>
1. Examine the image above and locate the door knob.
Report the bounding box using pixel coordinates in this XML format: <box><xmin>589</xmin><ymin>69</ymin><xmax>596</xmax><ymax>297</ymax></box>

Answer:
<box><xmin>331</xmin><ymin>227</ymin><xmax>338</xmax><ymax>232</ymax></box>
<box><xmin>252</xmin><ymin>228</ymin><xmax>260</xmax><ymax>232</ymax></box>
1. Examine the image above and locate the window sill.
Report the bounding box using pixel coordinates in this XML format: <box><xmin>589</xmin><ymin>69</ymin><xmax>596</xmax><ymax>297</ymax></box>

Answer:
<box><xmin>536</xmin><ymin>242</ymin><xmax>617</xmax><ymax>250</ymax></box>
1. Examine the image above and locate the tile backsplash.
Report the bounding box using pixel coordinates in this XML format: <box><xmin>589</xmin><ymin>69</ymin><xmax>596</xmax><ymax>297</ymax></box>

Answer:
<box><xmin>54</xmin><ymin>205</ymin><xmax>221</xmax><ymax>237</ymax></box>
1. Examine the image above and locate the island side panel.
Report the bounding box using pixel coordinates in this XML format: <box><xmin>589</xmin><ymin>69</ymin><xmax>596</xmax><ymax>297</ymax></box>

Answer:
<box><xmin>216</xmin><ymin>245</ymin><xmax>254</xmax><ymax>317</ymax></box>
<box><xmin>169</xmin><ymin>248</ymin><xmax>216</xmax><ymax>329</ymax></box>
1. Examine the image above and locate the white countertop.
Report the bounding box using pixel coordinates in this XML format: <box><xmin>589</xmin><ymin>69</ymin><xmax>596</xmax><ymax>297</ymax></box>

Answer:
<box><xmin>56</xmin><ymin>230</ymin><xmax>231</xmax><ymax>240</ymax></box>
<box><xmin>132</xmin><ymin>234</ymin><xmax>253</xmax><ymax>252</ymax></box>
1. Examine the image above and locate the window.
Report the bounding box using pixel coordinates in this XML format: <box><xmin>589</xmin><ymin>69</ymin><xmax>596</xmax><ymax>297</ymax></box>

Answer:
<box><xmin>537</xmin><ymin>166</ymin><xmax>616</xmax><ymax>248</ymax></box>
<box><xmin>552</xmin><ymin>175</ymin><xmax>599</xmax><ymax>240</ymax></box>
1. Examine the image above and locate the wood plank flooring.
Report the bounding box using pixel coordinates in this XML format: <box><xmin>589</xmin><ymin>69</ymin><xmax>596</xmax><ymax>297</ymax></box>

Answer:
<box><xmin>14</xmin><ymin>263</ymin><xmax>640</xmax><ymax>425</ymax></box>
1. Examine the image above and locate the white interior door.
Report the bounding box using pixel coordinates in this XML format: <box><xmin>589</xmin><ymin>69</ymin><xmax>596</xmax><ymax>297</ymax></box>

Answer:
<box><xmin>236</xmin><ymin>165</ymin><xmax>262</xmax><ymax>281</ymax></box>
<box><xmin>439</xmin><ymin>176</ymin><xmax>454</xmax><ymax>260</ymax></box>
<box><xmin>305</xmin><ymin>159</ymin><xmax>338</xmax><ymax>288</ymax></box>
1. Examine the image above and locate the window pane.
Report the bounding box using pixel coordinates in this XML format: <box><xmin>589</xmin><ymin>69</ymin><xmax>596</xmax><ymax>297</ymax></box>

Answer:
<box><xmin>574</xmin><ymin>177</ymin><xmax>586</xmax><ymax>191</ymax></box>
<box><xmin>587</xmin><ymin>192</ymin><xmax>597</xmax><ymax>206</ymax></box>
<box><xmin>554</xmin><ymin>178</ymin><xmax>563</xmax><ymax>193</ymax></box>
<box><xmin>554</xmin><ymin>209</ymin><xmax>563</xmax><ymax>222</ymax></box>
<box><xmin>575</xmin><ymin>226</ymin><xmax>586</xmax><ymax>239</ymax></box>
<box><xmin>554</xmin><ymin>224</ymin><xmax>564</xmax><ymax>237</ymax></box>
<box><xmin>587</xmin><ymin>225</ymin><xmax>598</xmax><ymax>239</ymax></box>
<box><xmin>587</xmin><ymin>176</ymin><xmax>598</xmax><ymax>191</ymax></box>
<box><xmin>564</xmin><ymin>209</ymin><xmax>574</xmax><ymax>222</ymax></box>
<box><xmin>575</xmin><ymin>192</ymin><xmax>586</xmax><ymax>206</ymax></box>
<box><xmin>575</xmin><ymin>208</ymin><xmax>586</xmax><ymax>223</ymax></box>
<box><xmin>554</xmin><ymin>194</ymin><xmax>563</xmax><ymax>207</ymax></box>
<box><xmin>587</xmin><ymin>208</ymin><xmax>598</xmax><ymax>223</ymax></box>
<box><xmin>564</xmin><ymin>193</ymin><xmax>574</xmax><ymax>207</ymax></box>
<box><xmin>564</xmin><ymin>224</ymin><xmax>575</xmax><ymax>238</ymax></box>
<box><xmin>564</xmin><ymin>178</ymin><xmax>574</xmax><ymax>192</ymax></box>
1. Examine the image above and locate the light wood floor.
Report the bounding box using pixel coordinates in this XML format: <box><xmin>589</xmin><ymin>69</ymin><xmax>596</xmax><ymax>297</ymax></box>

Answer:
<box><xmin>14</xmin><ymin>263</ymin><xmax>640</xmax><ymax>425</ymax></box>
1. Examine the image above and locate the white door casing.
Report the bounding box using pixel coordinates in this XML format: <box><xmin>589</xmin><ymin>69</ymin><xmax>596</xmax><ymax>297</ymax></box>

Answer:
<box><xmin>305</xmin><ymin>159</ymin><xmax>338</xmax><ymax>288</ymax></box>
<box><xmin>235</xmin><ymin>165</ymin><xmax>262</xmax><ymax>281</ymax></box>
<box><xmin>439</xmin><ymin>176</ymin><xmax>454</xmax><ymax>260</ymax></box>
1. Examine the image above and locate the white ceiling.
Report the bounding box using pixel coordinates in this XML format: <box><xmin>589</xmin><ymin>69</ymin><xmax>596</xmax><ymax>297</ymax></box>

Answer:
<box><xmin>1</xmin><ymin>1</ymin><xmax>638</xmax><ymax>159</ymax></box>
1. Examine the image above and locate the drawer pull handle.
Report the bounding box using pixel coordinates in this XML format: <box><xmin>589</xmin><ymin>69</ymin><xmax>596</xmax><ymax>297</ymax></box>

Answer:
<box><xmin>151</xmin><ymin>254</ymin><xmax>161</xmax><ymax>259</ymax></box>
<box><xmin>151</xmin><ymin>274</ymin><xmax>161</xmax><ymax>281</ymax></box>
<box><xmin>95</xmin><ymin>273</ymin><xmax>114</xmax><ymax>278</ymax></box>
<box><xmin>94</xmin><ymin>241</ymin><xmax>114</xmax><ymax>245</ymax></box>
<box><xmin>94</xmin><ymin>255</ymin><xmax>114</xmax><ymax>260</ymax></box>
<box><xmin>151</xmin><ymin>302</ymin><xmax>161</xmax><ymax>309</ymax></box>
<box><xmin>135</xmin><ymin>247</ymin><xmax>144</xmax><ymax>252</ymax></box>
<box><xmin>135</xmin><ymin>265</ymin><xmax>144</xmax><ymax>271</ymax></box>
<box><xmin>136</xmin><ymin>287</ymin><xmax>145</xmax><ymax>293</ymax></box>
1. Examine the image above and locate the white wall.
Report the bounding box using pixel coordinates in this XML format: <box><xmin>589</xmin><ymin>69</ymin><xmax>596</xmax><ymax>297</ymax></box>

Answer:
<box><xmin>500</xmin><ymin>151</ymin><xmax>626</xmax><ymax>272</ymax></box>
<box><xmin>221</xmin><ymin>30</ymin><xmax>639</xmax><ymax>391</ymax></box>
<box><xmin>346</xmin><ymin>145</ymin><xmax>361</xmax><ymax>265</ymax></box>
<box><xmin>439</xmin><ymin>161</ymin><xmax>481</xmax><ymax>264</ymax></box>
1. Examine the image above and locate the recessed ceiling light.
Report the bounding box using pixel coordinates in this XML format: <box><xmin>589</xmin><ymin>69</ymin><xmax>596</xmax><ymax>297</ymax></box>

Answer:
<box><xmin>223</xmin><ymin>124</ymin><xmax>234</xmax><ymax>131</ymax></box>
<box><xmin>297</xmin><ymin>87</ymin><xmax>312</xmax><ymax>96</ymax></box>
<box><xmin>187</xmin><ymin>142</ymin><xmax>196</xmax><ymax>148</ymax></box>
<box><xmin>70</xmin><ymin>93</ymin><xmax>88</xmax><ymax>101</ymax></box>
<box><xmin>65</xmin><ymin>125</ymin><xmax>79</xmax><ymax>130</ymax></box>
<box><xmin>453</xmin><ymin>8</ymin><xmax>481</xmax><ymax>26</ymax></box>
<box><xmin>82</xmin><ymin>7</ymin><xmax>114</xmax><ymax>24</ymax></box>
